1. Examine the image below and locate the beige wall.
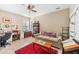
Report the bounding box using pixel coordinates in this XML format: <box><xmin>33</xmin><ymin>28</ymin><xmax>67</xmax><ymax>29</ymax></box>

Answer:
<box><xmin>0</xmin><ymin>10</ymin><xmax>29</xmax><ymax>41</ymax></box>
<box><xmin>34</xmin><ymin>8</ymin><xmax>69</xmax><ymax>35</ymax></box>
<box><xmin>0</xmin><ymin>10</ymin><xmax>29</xmax><ymax>31</ymax></box>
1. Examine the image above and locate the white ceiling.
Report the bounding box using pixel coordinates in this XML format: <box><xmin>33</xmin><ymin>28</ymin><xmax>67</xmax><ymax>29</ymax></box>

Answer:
<box><xmin>25</xmin><ymin>4</ymin><xmax>70</xmax><ymax>17</ymax></box>
<box><xmin>0</xmin><ymin>4</ymin><xmax>71</xmax><ymax>17</ymax></box>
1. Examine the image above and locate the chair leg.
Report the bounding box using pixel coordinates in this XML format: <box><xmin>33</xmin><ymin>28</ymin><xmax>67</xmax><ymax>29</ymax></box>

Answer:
<box><xmin>1</xmin><ymin>42</ymin><xmax>3</xmax><ymax>47</ymax></box>
<box><xmin>4</xmin><ymin>45</ymin><xmax>6</xmax><ymax>47</ymax></box>
<box><xmin>6</xmin><ymin>42</ymin><xmax>11</xmax><ymax>45</ymax></box>
<box><xmin>0</xmin><ymin>44</ymin><xmax>1</xmax><ymax>47</ymax></box>
<box><xmin>1</xmin><ymin>41</ymin><xmax>6</xmax><ymax>48</ymax></box>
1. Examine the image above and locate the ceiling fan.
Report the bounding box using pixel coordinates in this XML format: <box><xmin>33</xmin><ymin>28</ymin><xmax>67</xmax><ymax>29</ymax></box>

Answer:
<box><xmin>27</xmin><ymin>4</ymin><xmax>37</xmax><ymax>12</ymax></box>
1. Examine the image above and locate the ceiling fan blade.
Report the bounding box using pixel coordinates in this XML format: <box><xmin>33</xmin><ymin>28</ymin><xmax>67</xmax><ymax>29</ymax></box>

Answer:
<box><xmin>32</xmin><ymin>10</ymin><xmax>37</xmax><ymax>12</ymax></box>
<box><xmin>27</xmin><ymin>4</ymin><xmax>35</xmax><ymax>10</ymax></box>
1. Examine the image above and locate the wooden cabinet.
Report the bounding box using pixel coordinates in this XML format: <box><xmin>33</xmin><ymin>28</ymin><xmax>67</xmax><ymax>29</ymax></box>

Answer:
<box><xmin>24</xmin><ymin>31</ymin><xmax>32</xmax><ymax>38</ymax></box>
<box><xmin>12</xmin><ymin>30</ymin><xmax>20</xmax><ymax>41</ymax></box>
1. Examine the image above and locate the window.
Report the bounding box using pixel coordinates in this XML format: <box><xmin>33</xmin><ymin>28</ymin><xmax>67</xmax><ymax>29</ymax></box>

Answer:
<box><xmin>70</xmin><ymin>6</ymin><xmax>79</xmax><ymax>42</ymax></box>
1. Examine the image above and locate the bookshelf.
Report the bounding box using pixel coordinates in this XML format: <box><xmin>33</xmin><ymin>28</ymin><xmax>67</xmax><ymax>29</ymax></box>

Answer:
<box><xmin>33</xmin><ymin>21</ymin><xmax>40</xmax><ymax>34</ymax></box>
<box><xmin>62</xmin><ymin>27</ymin><xmax>69</xmax><ymax>41</ymax></box>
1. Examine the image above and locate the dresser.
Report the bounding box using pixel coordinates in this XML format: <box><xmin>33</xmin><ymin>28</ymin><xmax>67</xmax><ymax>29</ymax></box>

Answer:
<box><xmin>24</xmin><ymin>31</ymin><xmax>32</xmax><ymax>38</ymax></box>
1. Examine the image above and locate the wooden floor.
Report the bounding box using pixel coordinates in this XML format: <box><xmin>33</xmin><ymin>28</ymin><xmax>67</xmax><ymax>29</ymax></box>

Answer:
<box><xmin>0</xmin><ymin>37</ymin><xmax>35</xmax><ymax>54</ymax></box>
<box><xmin>0</xmin><ymin>37</ymin><xmax>62</xmax><ymax>54</ymax></box>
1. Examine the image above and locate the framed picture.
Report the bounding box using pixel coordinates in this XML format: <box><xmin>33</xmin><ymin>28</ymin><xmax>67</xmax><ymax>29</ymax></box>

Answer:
<box><xmin>4</xmin><ymin>24</ymin><xmax>10</xmax><ymax>28</ymax></box>
<box><xmin>2</xmin><ymin>17</ymin><xmax>11</xmax><ymax>23</ymax></box>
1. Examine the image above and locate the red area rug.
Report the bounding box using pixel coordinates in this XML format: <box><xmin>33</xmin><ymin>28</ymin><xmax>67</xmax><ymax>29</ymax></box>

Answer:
<box><xmin>15</xmin><ymin>42</ymin><xmax>58</xmax><ymax>54</ymax></box>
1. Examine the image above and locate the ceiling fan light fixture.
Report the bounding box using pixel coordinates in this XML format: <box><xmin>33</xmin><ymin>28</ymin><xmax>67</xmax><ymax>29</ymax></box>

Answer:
<box><xmin>56</xmin><ymin>7</ymin><xmax>60</xmax><ymax>10</ymax></box>
<box><xmin>27</xmin><ymin>4</ymin><xmax>37</xmax><ymax>13</ymax></box>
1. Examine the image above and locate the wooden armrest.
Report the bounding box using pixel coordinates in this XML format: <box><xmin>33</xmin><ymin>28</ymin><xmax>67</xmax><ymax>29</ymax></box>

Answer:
<box><xmin>64</xmin><ymin>43</ymin><xmax>79</xmax><ymax>52</ymax></box>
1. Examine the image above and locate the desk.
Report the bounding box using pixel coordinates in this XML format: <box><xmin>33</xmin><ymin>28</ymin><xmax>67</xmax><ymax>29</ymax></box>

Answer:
<box><xmin>0</xmin><ymin>33</ymin><xmax>5</xmax><ymax>37</ymax></box>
